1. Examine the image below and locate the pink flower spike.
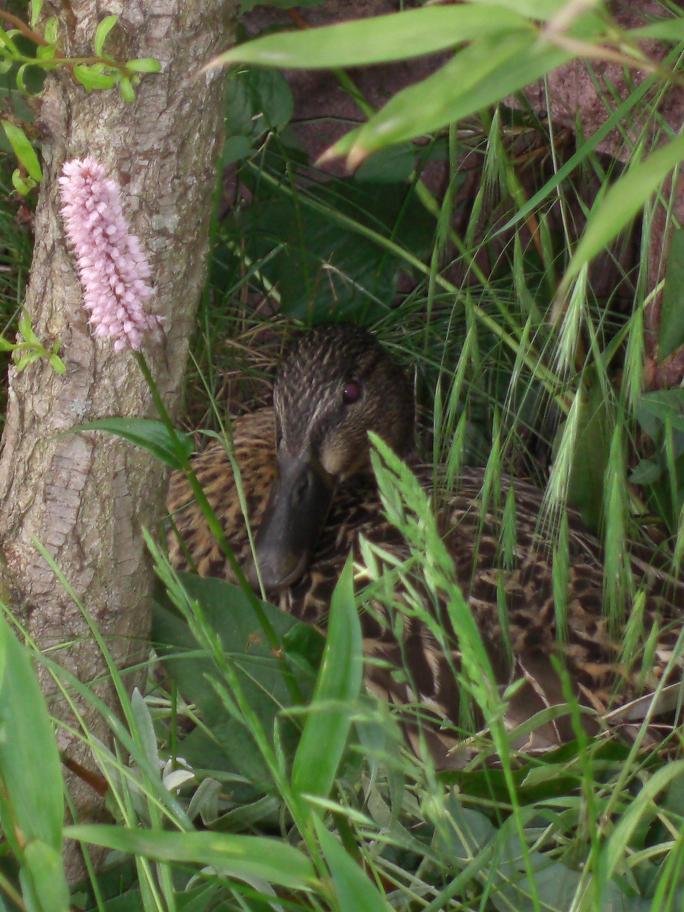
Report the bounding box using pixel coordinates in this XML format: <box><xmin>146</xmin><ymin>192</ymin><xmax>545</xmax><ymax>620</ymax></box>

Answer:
<box><xmin>59</xmin><ymin>158</ymin><xmax>162</xmax><ymax>352</ymax></box>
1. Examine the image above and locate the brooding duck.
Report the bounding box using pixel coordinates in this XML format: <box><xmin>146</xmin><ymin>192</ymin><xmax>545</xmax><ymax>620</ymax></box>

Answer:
<box><xmin>167</xmin><ymin>325</ymin><xmax>683</xmax><ymax>766</ymax></box>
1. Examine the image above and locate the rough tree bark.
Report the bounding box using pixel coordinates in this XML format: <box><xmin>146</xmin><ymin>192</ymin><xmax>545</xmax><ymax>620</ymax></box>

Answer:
<box><xmin>0</xmin><ymin>0</ymin><xmax>235</xmax><ymax>873</ymax></box>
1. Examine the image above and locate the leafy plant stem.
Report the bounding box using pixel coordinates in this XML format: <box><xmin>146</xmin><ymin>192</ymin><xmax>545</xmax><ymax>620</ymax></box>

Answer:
<box><xmin>133</xmin><ymin>351</ymin><xmax>303</xmax><ymax>705</ymax></box>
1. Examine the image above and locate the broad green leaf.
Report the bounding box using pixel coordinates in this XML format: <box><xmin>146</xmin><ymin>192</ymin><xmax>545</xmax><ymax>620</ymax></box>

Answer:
<box><xmin>222</xmin><ymin>135</ymin><xmax>252</xmax><ymax>166</ymax></box>
<box><xmin>1</xmin><ymin>121</ymin><xmax>42</xmax><ymax>182</ymax></box>
<box><xmin>0</xmin><ymin>614</ymin><xmax>63</xmax><ymax>854</ymax></box>
<box><xmin>563</xmin><ymin>132</ymin><xmax>684</xmax><ymax>288</ymax></box>
<box><xmin>64</xmin><ymin>825</ymin><xmax>316</xmax><ymax>890</ymax></box>
<box><xmin>75</xmin><ymin>417</ymin><xmax>194</xmax><ymax>469</ymax></box>
<box><xmin>659</xmin><ymin>228</ymin><xmax>684</xmax><ymax>359</ymax></box>
<box><xmin>316</xmin><ymin>818</ymin><xmax>390</xmax><ymax>912</ymax></box>
<box><xmin>23</xmin><ymin>841</ymin><xmax>70</xmax><ymax>912</ymax></box>
<box><xmin>73</xmin><ymin>64</ymin><xmax>118</xmax><ymax>92</ymax></box>
<box><xmin>225</xmin><ymin>173</ymin><xmax>434</xmax><ymax>322</ymax></box>
<box><xmin>636</xmin><ymin>390</ymin><xmax>684</xmax><ymax>437</ymax></box>
<box><xmin>153</xmin><ymin>574</ymin><xmax>321</xmax><ymax>782</ymax></box>
<box><xmin>345</xmin><ymin>32</ymin><xmax>571</xmax><ymax>165</ymax></box>
<box><xmin>492</xmin><ymin>854</ymin><xmax>583</xmax><ymax>912</ymax></box>
<box><xmin>210</xmin><ymin>6</ymin><xmax>532</xmax><ymax>70</ymax></box>
<box><xmin>126</xmin><ymin>57</ymin><xmax>162</xmax><ymax>74</ymax></box>
<box><xmin>291</xmin><ymin>557</ymin><xmax>362</xmax><ymax>801</ymax></box>
<box><xmin>93</xmin><ymin>15</ymin><xmax>118</xmax><ymax>56</ymax></box>
<box><xmin>629</xmin><ymin>458</ymin><xmax>662</xmax><ymax>486</ymax></box>
<box><xmin>225</xmin><ymin>68</ymin><xmax>294</xmax><ymax>138</ymax></box>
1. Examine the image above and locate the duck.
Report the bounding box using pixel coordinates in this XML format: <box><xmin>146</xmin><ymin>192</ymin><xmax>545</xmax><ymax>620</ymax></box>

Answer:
<box><xmin>167</xmin><ymin>324</ymin><xmax>684</xmax><ymax>767</ymax></box>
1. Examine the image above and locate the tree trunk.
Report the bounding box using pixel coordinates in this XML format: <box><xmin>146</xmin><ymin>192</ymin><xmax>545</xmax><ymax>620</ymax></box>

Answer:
<box><xmin>0</xmin><ymin>0</ymin><xmax>235</xmax><ymax>875</ymax></box>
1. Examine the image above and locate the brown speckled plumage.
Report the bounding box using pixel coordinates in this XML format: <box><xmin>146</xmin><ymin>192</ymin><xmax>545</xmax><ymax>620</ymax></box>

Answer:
<box><xmin>168</xmin><ymin>327</ymin><xmax>683</xmax><ymax>765</ymax></box>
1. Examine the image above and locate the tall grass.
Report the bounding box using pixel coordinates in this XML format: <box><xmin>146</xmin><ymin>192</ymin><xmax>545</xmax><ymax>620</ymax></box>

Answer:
<box><xmin>1</xmin><ymin>2</ymin><xmax>684</xmax><ymax>910</ymax></box>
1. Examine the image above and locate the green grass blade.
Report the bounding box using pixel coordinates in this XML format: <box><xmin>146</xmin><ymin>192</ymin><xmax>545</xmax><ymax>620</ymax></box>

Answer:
<box><xmin>291</xmin><ymin>556</ymin><xmax>363</xmax><ymax>802</ymax></box>
<box><xmin>64</xmin><ymin>825</ymin><xmax>317</xmax><ymax>891</ymax></box>
<box><xmin>0</xmin><ymin>613</ymin><xmax>64</xmax><ymax>854</ymax></box>
<box><xmin>315</xmin><ymin>818</ymin><xmax>390</xmax><ymax>912</ymax></box>
<box><xmin>0</xmin><ymin>614</ymin><xmax>69</xmax><ymax>910</ymax></box>
<box><xmin>603</xmin><ymin>761</ymin><xmax>684</xmax><ymax>880</ymax></box>
<box><xmin>22</xmin><ymin>842</ymin><xmax>70</xmax><ymax>912</ymax></box>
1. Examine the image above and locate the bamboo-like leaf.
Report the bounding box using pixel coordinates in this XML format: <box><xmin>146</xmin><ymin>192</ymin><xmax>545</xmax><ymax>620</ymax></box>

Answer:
<box><xmin>208</xmin><ymin>6</ymin><xmax>532</xmax><ymax>71</ymax></box>
<box><xmin>75</xmin><ymin>417</ymin><xmax>194</xmax><ymax>469</ymax></box>
<box><xmin>65</xmin><ymin>825</ymin><xmax>316</xmax><ymax>890</ymax></box>
<box><xmin>291</xmin><ymin>556</ymin><xmax>362</xmax><ymax>801</ymax></box>
<box><xmin>344</xmin><ymin>32</ymin><xmax>571</xmax><ymax>166</ymax></box>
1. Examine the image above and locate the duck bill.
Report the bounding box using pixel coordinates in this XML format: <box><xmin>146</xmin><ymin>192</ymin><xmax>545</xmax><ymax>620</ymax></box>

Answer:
<box><xmin>248</xmin><ymin>455</ymin><xmax>335</xmax><ymax>592</ymax></box>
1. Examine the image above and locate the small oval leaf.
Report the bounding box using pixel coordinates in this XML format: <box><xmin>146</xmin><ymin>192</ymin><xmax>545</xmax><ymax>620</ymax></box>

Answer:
<box><xmin>126</xmin><ymin>57</ymin><xmax>162</xmax><ymax>74</ymax></box>
<box><xmin>1</xmin><ymin>121</ymin><xmax>42</xmax><ymax>182</ymax></box>
<box><xmin>93</xmin><ymin>14</ymin><xmax>118</xmax><ymax>56</ymax></box>
<box><xmin>73</xmin><ymin>64</ymin><xmax>118</xmax><ymax>92</ymax></box>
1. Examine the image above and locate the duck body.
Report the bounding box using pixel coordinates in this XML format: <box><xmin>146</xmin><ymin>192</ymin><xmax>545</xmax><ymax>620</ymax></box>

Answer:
<box><xmin>168</xmin><ymin>326</ymin><xmax>682</xmax><ymax>764</ymax></box>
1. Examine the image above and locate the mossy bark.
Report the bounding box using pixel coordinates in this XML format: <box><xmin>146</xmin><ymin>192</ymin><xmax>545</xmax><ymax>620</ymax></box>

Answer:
<box><xmin>0</xmin><ymin>0</ymin><xmax>236</xmax><ymax>878</ymax></box>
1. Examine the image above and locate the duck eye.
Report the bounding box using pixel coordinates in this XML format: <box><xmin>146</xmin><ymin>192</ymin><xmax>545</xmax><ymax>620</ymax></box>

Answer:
<box><xmin>342</xmin><ymin>380</ymin><xmax>362</xmax><ymax>405</ymax></box>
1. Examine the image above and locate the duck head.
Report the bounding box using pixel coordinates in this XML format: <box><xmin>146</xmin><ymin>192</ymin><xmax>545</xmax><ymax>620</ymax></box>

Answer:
<box><xmin>248</xmin><ymin>325</ymin><xmax>414</xmax><ymax>592</ymax></box>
